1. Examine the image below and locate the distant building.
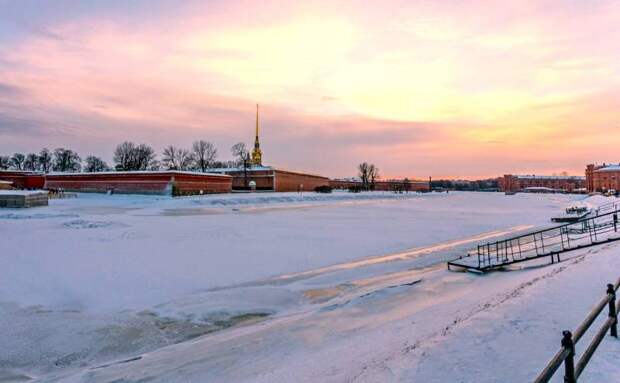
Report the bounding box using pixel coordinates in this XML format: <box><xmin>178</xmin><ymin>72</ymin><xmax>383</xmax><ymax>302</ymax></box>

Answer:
<box><xmin>586</xmin><ymin>164</ymin><xmax>620</xmax><ymax>192</ymax></box>
<box><xmin>498</xmin><ymin>174</ymin><xmax>586</xmax><ymax>193</ymax></box>
<box><xmin>329</xmin><ymin>178</ymin><xmax>430</xmax><ymax>192</ymax></box>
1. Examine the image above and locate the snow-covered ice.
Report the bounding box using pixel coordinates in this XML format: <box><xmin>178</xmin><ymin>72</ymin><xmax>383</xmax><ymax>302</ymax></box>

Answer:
<box><xmin>2</xmin><ymin>191</ymin><xmax>620</xmax><ymax>382</ymax></box>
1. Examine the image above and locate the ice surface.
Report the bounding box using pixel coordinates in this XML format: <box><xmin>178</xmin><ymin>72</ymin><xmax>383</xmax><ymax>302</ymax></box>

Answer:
<box><xmin>2</xmin><ymin>191</ymin><xmax>620</xmax><ymax>382</ymax></box>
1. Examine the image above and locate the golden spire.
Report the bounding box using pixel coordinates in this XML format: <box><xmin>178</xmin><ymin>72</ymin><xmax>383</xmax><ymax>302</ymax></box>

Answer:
<box><xmin>251</xmin><ymin>103</ymin><xmax>262</xmax><ymax>166</ymax></box>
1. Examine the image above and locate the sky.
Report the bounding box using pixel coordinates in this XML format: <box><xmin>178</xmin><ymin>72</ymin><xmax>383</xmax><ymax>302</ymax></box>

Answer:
<box><xmin>0</xmin><ymin>0</ymin><xmax>619</xmax><ymax>179</ymax></box>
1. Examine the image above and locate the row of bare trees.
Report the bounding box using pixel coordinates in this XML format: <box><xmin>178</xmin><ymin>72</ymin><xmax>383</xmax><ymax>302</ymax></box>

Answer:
<box><xmin>0</xmin><ymin>140</ymin><xmax>251</xmax><ymax>173</ymax></box>
<box><xmin>0</xmin><ymin>148</ymin><xmax>85</xmax><ymax>172</ymax></box>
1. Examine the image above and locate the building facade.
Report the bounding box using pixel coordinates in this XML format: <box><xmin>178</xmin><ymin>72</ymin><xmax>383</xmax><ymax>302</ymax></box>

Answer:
<box><xmin>211</xmin><ymin>166</ymin><xmax>330</xmax><ymax>192</ymax></box>
<box><xmin>586</xmin><ymin>164</ymin><xmax>620</xmax><ymax>193</ymax></box>
<box><xmin>498</xmin><ymin>174</ymin><xmax>586</xmax><ymax>193</ymax></box>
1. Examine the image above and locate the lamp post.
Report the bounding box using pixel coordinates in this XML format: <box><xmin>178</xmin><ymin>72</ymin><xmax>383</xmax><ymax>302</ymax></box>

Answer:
<box><xmin>243</xmin><ymin>153</ymin><xmax>250</xmax><ymax>189</ymax></box>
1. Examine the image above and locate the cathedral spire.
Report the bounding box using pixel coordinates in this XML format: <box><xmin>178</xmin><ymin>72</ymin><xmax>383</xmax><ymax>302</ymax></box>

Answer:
<box><xmin>255</xmin><ymin>104</ymin><xmax>259</xmax><ymax>140</ymax></box>
<box><xmin>251</xmin><ymin>104</ymin><xmax>262</xmax><ymax>166</ymax></box>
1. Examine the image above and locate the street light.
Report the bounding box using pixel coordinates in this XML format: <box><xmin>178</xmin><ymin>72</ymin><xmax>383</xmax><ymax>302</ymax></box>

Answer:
<box><xmin>242</xmin><ymin>152</ymin><xmax>251</xmax><ymax>190</ymax></box>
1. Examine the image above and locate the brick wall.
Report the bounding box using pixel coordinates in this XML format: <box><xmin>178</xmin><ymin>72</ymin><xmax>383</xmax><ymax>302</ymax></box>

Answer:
<box><xmin>273</xmin><ymin>170</ymin><xmax>329</xmax><ymax>192</ymax></box>
<box><xmin>214</xmin><ymin>168</ymin><xmax>329</xmax><ymax>192</ymax></box>
<box><xmin>590</xmin><ymin>170</ymin><xmax>620</xmax><ymax>192</ymax></box>
<box><xmin>45</xmin><ymin>172</ymin><xmax>232</xmax><ymax>196</ymax></box>
<box><xmin>229</xmin><ymin>170</ymin><xmax>275</xmax><ymax>190</ymax></box>
<box><xmin>0</xmin><ymin>171</ymin><xmax>46</xmax><ymax>189</ymax></box>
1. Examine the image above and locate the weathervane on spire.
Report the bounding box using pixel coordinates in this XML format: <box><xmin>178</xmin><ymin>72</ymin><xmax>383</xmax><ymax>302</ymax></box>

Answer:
<box><xmin>251</xmin><ymin>104</ymin><xmax>262</xmax><ymax>166</ymax></box>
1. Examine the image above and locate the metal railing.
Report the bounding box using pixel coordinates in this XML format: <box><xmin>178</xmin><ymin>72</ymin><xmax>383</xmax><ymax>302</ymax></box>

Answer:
<box><xmin>471</xmin><ymin>210</ymin><xmax>620</xmax><ymax>269</ymax></box>
<box><xmin>595</xmin><ymin>200</ymin><xmax>620</xmax><ymax>216</ymax></box>
<box><xmin>534</xmin><ymin>279</ymin><xmax>619</xmax><ymax>383</ymax></box>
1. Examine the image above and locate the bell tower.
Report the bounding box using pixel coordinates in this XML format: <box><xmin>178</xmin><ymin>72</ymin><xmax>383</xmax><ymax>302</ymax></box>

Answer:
<box><xmin>251</xmin><ymin>104</ymin><xmax>262</xmax><ymax>166</ymax></box>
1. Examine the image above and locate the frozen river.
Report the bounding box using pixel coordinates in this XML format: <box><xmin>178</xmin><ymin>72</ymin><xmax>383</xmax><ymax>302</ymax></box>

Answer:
<box><xmin>2</xmin><ymin>191</ymin><xmax>619</xmax><ymax>382</ymax></box>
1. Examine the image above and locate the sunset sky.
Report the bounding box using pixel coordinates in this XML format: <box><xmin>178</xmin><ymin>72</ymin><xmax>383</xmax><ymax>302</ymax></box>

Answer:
<box><xmin>1</xmin><ymin>0</ymin><xmax>619</xmax><ymax>178</ymax></box>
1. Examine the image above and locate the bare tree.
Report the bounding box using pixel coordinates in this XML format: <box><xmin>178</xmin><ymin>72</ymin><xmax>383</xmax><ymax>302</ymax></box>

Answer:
<box><xmin>148</xmin><ymin>160</ymin><xmax>161</xmax><ymax>171</ymax></box>
<box><xmin>52</xmin><ymin>148</ymin><xmax>81</xmax><ymax>172</ymax></box>
<box><xmin>10</xmin><ymin>153</ymin><xmax>25</xmax><ymax>170</ymax></box>
<box><xmin>192</xmin><ymin>140</ymin><xmax>217</xmax><ymax>172</ymax></box>
<box><xmin>113</xmin><ymin>142</ymin><xmax>156</xmax><ymax>171</ymax></box>
<box><xmin>38</xmin><ymin>148</ymin><xmax>52</xmax><ymax>173</ymax></box>
<box><xmin>24</xmin><ymin>153</ymin><xmax>39</xmax><ymax>171</ymax></box>
<box><xmin>113</xmin><ymin>142</ymin><xmax>135</xmax><ymax>171</ymax></box>
<box><xmin>0</xmin><ymin>156</ymin><xmax>10</xmax><ymax>170</ymax></box>
<box><xmin>368</xmin><ymin>164</ymin><xmax>379</xmax><ymax>190</ymax></box>
<box><xmin>211</xmin><ymin>160</ymin><xmax>239</xmax><ymax>168</ymax></box>
<box><xmin>84</xmin><ymin>156</ymin><xmax>109</xmax><ymax>172</ymax></box>
<box><xmin>357</xmin><ymin>162</ymin><xmax>379</xmax><ymax>191</ymax></box>
<box><xmin>162</xmin><ymin>146</ymin><xmax>180</xmax><ymax>170</ymax></box>
<box><xmin>134</xmin><ymin>144</ymin><xmax>157</xmax><ymax>170</ymax></box>
<box><xmin>230</xmin><ymin>142</ymin><xmax>248</xmax><ymax>166</ymax></box>
<box><xmin>177</xmin><ymin>149</ymin><xmax>193</xmax><ymax>170</ymax></box>
<box><xmin>358</xmin><ymin>162</ymin><xmax>370</xmax><ymax>190</ymax></box>
<box><xmin>162</xmin><ymin>146</ymin><xmax>193</xmax><ymax>170</ymax></box>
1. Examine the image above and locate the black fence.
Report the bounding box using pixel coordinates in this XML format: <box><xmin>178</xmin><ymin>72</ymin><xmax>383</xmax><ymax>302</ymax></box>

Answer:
<box><xmin>534</xmin><ymin>279</ymin><xmax>619</xmax><ymax>382</ymax></box>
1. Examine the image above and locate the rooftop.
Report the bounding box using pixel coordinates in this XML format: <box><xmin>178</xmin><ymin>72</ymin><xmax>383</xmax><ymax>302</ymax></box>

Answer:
<box><xmin>207</xmin><ymin>166</ymin><xmax>274</xmax><ymax>173</ymax></box>
<box><xmin>209</xmin><ymin>166</ymin><xmax>328</xmax><ymax>179</ymax></box>
<box><xmin>593</xmin><ymin>165</ymin><xmax>620</xmax><ymax>173</ymax></box>
<box><xmin>46</xmin><ymin>170</ymin><xmax>231</xmax><ymax>178</ymax></box>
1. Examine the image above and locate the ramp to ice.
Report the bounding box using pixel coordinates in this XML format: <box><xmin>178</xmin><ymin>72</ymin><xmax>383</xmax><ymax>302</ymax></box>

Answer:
<box><xmin>448</xmin><ymin>209</ymin><xmax>620</xmax><ymax>272</ymax></box>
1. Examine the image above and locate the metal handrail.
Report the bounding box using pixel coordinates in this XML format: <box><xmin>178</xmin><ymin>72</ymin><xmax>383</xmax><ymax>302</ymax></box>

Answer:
<box><xmin>533</xmin><ymin>278</ymin><xmax>620</xmax><ymax>383</ymax></box>
<box><xmin>474</xmin><ymin>210</ymin><xmax>620</xmax><ymax>269</ymax></box>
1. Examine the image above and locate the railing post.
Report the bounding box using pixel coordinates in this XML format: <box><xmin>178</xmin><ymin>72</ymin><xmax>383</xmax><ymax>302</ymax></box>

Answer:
<box><xmin>607</xmin><ymin>284</ymin><xmax>618</xmax><ymax>338</ymax></box>
<box><xmin>562</xmin><ymin>330</ymin><xmax>576</xmax><ymax>383</ymax></box>
<box><xmin>613</xmin><ymin>213</ymin><xmax>617</xmax><ymax>232</ymax></box>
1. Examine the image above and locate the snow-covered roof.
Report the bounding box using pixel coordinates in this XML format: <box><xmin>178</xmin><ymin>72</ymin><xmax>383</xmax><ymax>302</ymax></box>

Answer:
<box><xmin>0</xmin><ymin>170</ymin><xmax>44</xmax><ymax>175</ymax></box>
<box><xmin>331</xmin><ymin>177</ymin><xmax>362</xmax><ymax>182</ymax></box>
<box><xmin>522</xmin><ymin>186</ymin><xmax>557</xmax><ymax>191</ymax></box>
<box><xmin>594</xmin><ymin>165</ymin><xmax>620</xmax><ymax>173</ymax></box>
<box><xmin>47</xmin><ymin>170</ymin><xmax>231</xmax><ymax>178</ymax></box>
<box><xmin>0</xmin><ymin>180</ymin><xmax>12</xmax><ymax>184</ymax></box>
<box><xmin>0</xmin><ymin>190</ymin><xmax>48</xmax><ymax>196</ymax></box>
<box><xmin>208</xmin><ymin>166</ymin><xmax>328</xmax><ymax>179</ymax></box>
<box><xmin>515</xmin><ymin>175</ymin><xmax>585</xmax><ymax>180</ymax></box>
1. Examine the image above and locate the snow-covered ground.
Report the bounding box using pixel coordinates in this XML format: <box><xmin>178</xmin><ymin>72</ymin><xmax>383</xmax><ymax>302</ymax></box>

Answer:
<box><xmin>1</xmin><ymin>191</ymin><xmax>619</xmax><ymax>382</ymax></box>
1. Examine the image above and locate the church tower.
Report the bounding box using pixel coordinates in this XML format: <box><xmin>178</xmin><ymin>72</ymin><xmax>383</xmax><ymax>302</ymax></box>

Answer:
<box><xmin>251</xmin><ymin>104</ymin><xmax>263</xmax><ymax>166</ymax></box>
